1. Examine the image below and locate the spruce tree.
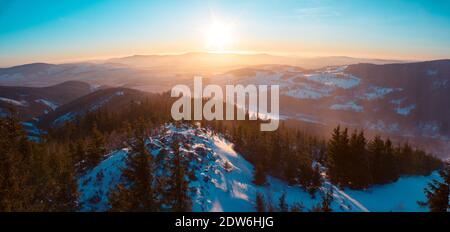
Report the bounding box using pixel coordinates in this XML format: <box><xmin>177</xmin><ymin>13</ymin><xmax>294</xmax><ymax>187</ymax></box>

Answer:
<box><xmin>47</xmin><ymin>145</ymin><xmax>79</xmax><ymax>211</ymax></box>
<box><xmin>327</xmin><ymin>126</ymin><xmax>350</xmax><ymax>186</ymax></box>
<box><xmin>0</xmin><ymin>111</ymin><xmax>79</xmax><ymax>211</ymax></box>
<box><xmin>367</xmin><ymin>136</ymin><xmax>385</xmax><ymax>184</ymax></box>
<box><xmin>109</xmin><ymin>121</ymin><xmax>158</xmax><ymax>211</ymax></box>
<box><xmin>253</xmin><ymin>163</ymin><xmax>267</xmax><ymax>186</ymax></box>
<box><xmin>71</xmin><ymin>139</ymin><xmax>87</xmax><ymax>175</ymax></box>
<box><xmin>383</xmin><ymin>139</ymin><xmax>398</xmax><ymax>181</ymax></box>
<box><xmin>85</xmin><ymin>124</ymin><xmax>106</xmax><ymax>171</ymax></box>
<box><xmin>309</xmin><ymin>165</ymin><xmax>322</xmax><ymax>196</ymax></box>
<box><xmin>278</xmin><ymin>191</ymin><xmax>288</xmax><ymax>212</ymax></box>
<box><xmin>0</xmin><ymin>113</ymin><xmax>31</xmax><ymax>211</ymax></box>
<box><xmin>419</xmin><ymin>167</ymin><xmax>449</xmax><ymax>212</ymax></box>
<box><xmin>284</xmin><ymin>151</ymin><xmax>300</xmax><ymax>185</ymax></box>
<box><xmin>348</xmin><ymin>130</ymin><xmax>369</xmax><ymax>188</ymax></box>
<box><xmin>167</xmin><ymin>139</ymin><xmax>191</xmax><ymax>211</ymax></box>
<box><xmin>311</xmin><ymin>187</ymin><xmax>333</xmax><ymax>212</ymax></box>
<box><xmin>255</xmin><ymin>192</ymin><xmax>265</xmax><ymax>212</ymax></box>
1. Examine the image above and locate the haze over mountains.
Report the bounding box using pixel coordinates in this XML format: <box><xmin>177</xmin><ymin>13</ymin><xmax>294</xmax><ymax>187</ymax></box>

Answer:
<box><xmin>0</xmin><ymin>81</ymin><xmax>93</xmax><ymax>119</ymax></box>
<box><xmin>0</xmin><ymin>53</ymin><xmax>403</xmax><ymax>88</ymax></box>
<box><xmin>211</xmin><ymin>60</ymin><xmax>450</xmax><ymax>158</ymax></box>
<box><xmin>0</xmin><ymin>53</ymin><xmax>449</xmax><ymax>159</ymax></box>
<box><xmin>0</xmin><ymin>53</ymin><xmax>448</xmax><ymax>213</ymax></box>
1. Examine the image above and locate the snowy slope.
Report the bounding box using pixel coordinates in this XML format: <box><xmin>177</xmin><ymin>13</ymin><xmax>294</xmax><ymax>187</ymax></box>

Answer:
<box><xmin>77</xmin><ymin>124</ymin><xmax>435</xmax><ymax>212</ymax></box>
<box><xmin>343</xmin><ymin>172</ymin><xmax>440</xmax><ymax>212</ymax></box>
<box><xmin>0</xmin><ymin>97</ymin><xmax>28</xmax><ymax>106</ymax></box>
<box><xmin>212</xmin><ymin>62</ymin><xmax>450</xmax><ymax>159</ymax></box>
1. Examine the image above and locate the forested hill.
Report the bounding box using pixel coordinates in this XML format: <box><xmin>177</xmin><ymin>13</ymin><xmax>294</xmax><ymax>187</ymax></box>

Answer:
<box><xmin>0</xmin><ymin>88</ymin><xmax>446</xmax><ymax>212</ymax></box>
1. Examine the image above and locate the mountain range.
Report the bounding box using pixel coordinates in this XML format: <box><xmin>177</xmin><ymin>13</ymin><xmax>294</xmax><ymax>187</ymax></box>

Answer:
<box><xmin>0</xmin><ymin>54</ymin><xmax>448</xmax><ymax>212</ymax></box>
<box><xmin>0</xmin><ymin>54</ymin><xmax>448</xmax><ymax>159</ymax></box>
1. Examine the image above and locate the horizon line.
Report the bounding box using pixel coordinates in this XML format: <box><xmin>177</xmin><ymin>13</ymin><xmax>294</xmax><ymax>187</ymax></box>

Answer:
<box><xmin>1</xmin><ymin>50</ymin><xmax>447</xmax><ymax>68</ymax></box>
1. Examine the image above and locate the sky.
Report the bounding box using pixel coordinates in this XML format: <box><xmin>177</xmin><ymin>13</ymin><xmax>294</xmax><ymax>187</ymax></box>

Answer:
<box><xmin>0</xmin><ymin>0</ymin><xmax>449</xmax><ymax>66</ymax></box>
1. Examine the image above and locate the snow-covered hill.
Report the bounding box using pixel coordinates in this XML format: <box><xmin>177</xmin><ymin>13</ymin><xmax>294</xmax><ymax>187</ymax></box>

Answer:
<box><xmin>38</xmin><ymin>87</ymin><xmax>150</xmax><ymax>127</ymax></box>
<box><xmin>78</xmin><ymin>124</ymin><xmax>435</xmax><ymax>212</ymax></box>
<box><xmin>211</xmin><ymin>60</ymin><xmax>450</xmax><ymax>159</ymax></box>
<box><xmin>2</xmin><ymin>59</ymin><xmax>449</xmax><ymax>158</ymax></box>
<box><xmin>0</xmin><ymin>81</ymin><xmax>93</xmax><ymax>120</ymax></box>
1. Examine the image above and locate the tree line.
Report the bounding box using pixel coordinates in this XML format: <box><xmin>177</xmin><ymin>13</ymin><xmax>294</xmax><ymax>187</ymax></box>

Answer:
<box><xmin>326</xmin><ymin>126</ymin><xmax>442</xmax><ymax>189</ymax></box>
<box><xmin>0</xmin><ymin>92</ymin><xmax>447</xmax><ymax>212</ymax></box>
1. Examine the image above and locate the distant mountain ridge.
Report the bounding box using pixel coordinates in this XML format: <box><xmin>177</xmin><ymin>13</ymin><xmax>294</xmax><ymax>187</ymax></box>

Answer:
<box><xmin>0</xmin><ymin>81</ymin><xmax>93</xmax><ymax>120</ymax></box>
<box><xmin>211</xmin><ymin>60</ymin><xmax>450</xmax><ymax>158</ymax></box>
<box><xmin>108</xmin><ymin>52</ymin><xmax>404</xmax><ymax>69</ymax></box>
<box><xmin>0</xmin><ymin>53</ymin><xmax>404</xmax><ymax>88</ymax></box>
<box><xmin>37</xmin><ymin>87</ymin><xmax>151</xmax><ymax>127</ymax></box>
<box><xmin>0</xmin><ymin>58</ymin><xmax>448</xmax><ymax>158</ymax></box>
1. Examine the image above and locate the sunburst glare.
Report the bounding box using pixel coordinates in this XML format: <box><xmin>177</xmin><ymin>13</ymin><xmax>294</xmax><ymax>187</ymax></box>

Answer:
<box><xmin>203</xmin><ymin>18</ymin><xmax>235</xmax><ymax>52</ymax></box>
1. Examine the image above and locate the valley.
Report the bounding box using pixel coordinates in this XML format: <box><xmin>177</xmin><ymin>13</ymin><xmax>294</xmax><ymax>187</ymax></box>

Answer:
<box><xmin>0</xmin><ymin>54</ymin><xmax>448</xmax><ymax>212</ymax></box>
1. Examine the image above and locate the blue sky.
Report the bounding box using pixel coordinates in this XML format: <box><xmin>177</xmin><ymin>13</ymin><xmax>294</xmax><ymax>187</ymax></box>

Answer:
<box><xmin>0</xmin><ymin>0</ymin><xmax>449</xmax><ymax>66</ymax></box>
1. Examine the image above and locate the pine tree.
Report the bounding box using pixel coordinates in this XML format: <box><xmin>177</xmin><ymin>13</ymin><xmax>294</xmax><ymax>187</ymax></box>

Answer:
<box><xmin>269</xmin><ymin>131</ymin><xmax>282</xmax><ymax>173</ymax></box>
<box><xmin>284</xmin><ymin>151</ymin><xmax>299</xmax><ymax>185</ymax></box>
<box><xmin>167</xmin><ymin>139</ymin><xmax>191</xmax><ymax>212</ymax></box>
<box><xmin>85</xmin><ymin>124</ymin><xmax>106</xmax><ymax>171</ymax></box>
<box><xmin>311</xmin><ymin>188</ymin><xmax>333</xmax><ymax>212</ymax></box>
<box><xmin>348</xmin><ymin>130</ymin><xmax>369</xmax><ymax>188</ymax></box>
<box><xmin>0</xmin><ymin>111</ymin><xmax>79</xmax><ymax>211</ymax></box>
<box><xmin>419</xmin><ymin>167</ymin><xmax>449</xmax><ymax>212</ymax></box>
<box><xmin>383</xmin><ymin>138</ymin><xmax>398</xmax><ymax>181</ymax></box>
<box><xmin>71</xmin><ymin>139</ymin><xmax>87</xmax><ymax>175</ymax></box>
<box><xmin>0</xmin><ymin>111</ymin><xmax>32</xmax><ymax>211</ymax></box>
<box><xmin>108</xmin><ymin>183</ymin><xmax>131</xmax><ymax>210</ymax></box>
<box><xmin>253</xmin><ymin>163</ymin><xmax>267</xmax><ymax>186</ymax></box>
<box><xmin>327</xmin><ymin>126</ymin><xmax>350</xmax><ymax>186</ymax></box>
<box><xmin>47</xmin><ymin>145</ymin><xmax>79</xmax><ymax>211</ymax></box>
<box><xmin>57</xmin><ymin>163</ymin><xmax>79</xmax><ymax>211</ymax></box>
<box><xmin>309</xmin><ymin>165</ymin><xmax>322</xmax><ymax>196</ymax></box>
<box><xmin>109</xmin><ymin>121</ymin><xmax>158</xmax><ymax>211</ymax></box>
<box><xmin>367</xmin><ymin>136</ymin><xmax>385</xmax><ymax>184</ymax></box>
<box><xmin>255</xmin><ymin>192</ymin><xmax>265</xmax><ymax>212</ymax></box>
<box><xmin>278</xmin><ymin>191</ymin><xmax>288</xmax><ymax>212</ymax></box>
<box><xmin>320</xmin><ymin>188</ymin><xmax>333</xmax><ymax>212</ymax></box>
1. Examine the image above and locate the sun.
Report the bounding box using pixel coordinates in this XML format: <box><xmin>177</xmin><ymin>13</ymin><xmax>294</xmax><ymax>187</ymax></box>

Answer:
<box><xmin>204</xmin><ymin>20</ymin><xmax>234</xmax><ymax>52</ymax></box>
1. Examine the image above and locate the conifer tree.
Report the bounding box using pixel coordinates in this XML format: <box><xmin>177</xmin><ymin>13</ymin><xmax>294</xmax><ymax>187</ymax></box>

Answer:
<box><xmin>70</xmin><ymin>139</ymin><xmax>87</xmax><ymax>175</ymax></box>
<box><xmin>253</xmin><ymin>163</ymin><xmax>267</xmax><ymax>186</ymax></box>
<box><xmin>269</xmin><ymin>131</ymin><xmax>282</xmax><ymax>173</ymax></box>
<box><xmin>368</xmin><ymin>136</ymin><xmax>387</xmax><ymax>184</ymax></box>
<box><xmin>255</xmin><ymin>192</ymin><xmax>265</xmax><ymax>212</ymax></box>
<box><xmin>309</xmin><ymin>165</ymin><xmax>322</xmax><ymax>195</ymax></box>
<box><xmin>47</xmin><ymin>146</ymin><xmax>79</xmax><ymax>211</ymax></box>
<box><xmin>0</xmin><ymin>112</ymin><xmax>31</xmax><ymax>211</ymax></box>
<box><xmin>348</xmin><ymin>130</ymin><xmax>369</xmax><ymax>188</ymax></box>
<box><xmin>278</xmin><ymin>191</ymin><xmax>288</xmax><ymax>212</ymax></box>
<box><xmin>109</xmin><ymin>121</ymin><xmax>158</xmax><ymax>211</ymax></box>
<box><xmin>167</xmin><ymin>139</ymin><xmax>191</xmax><ymax>211</ymax></box>
<box><xmin>85</xmin><ymin>124</ymin><xmax>106</xmax><ymax>171</ymax></box>
<box><xmin>311</xmin><ymin>188</ymin><xmax>333</xmax><ymax>212</ymax></box>
<box><xmin>327</xmin><ymin>126</ymin><xmax>350</xmax><ymax>186</ymax></box>
<box><xmin>284</xmin><ymin>151</ymin><xmax>300</xmax><ymax>185</ymax></box>
<box><xmin>419</xmin><ymin>167</ymin><xmax>449</xmax><ymax>212</ymax></box>
<box><xmin>0</xmin><ymin>111</ymin><xmax>79</xmax><ymax>211</ymax></box>
<box><xmin>382</xmin><ymin>138</ymin><xmax>398</xmax><ymax>181</ymax></box>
